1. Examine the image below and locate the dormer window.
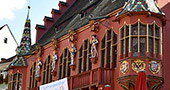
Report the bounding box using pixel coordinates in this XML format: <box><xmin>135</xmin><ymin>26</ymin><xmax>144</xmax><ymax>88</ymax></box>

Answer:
<box><xmin>89</xmin><ymin>0</ymin><xmax>94</xmax><ymax>3</ymax></box>
<box><xmin>79</xmin><ymin>11</ymin><xmax>85</xmax><ymax>20</ymax></box>
<box><xmin>55</xmin><ymin>25</ymin><xmax>62</xmax><ymax>33</ymax></box>
<box><xmin>4</xmin><ymin>38</ymin><xmax>7</xmax><ymax>44</ymax></box>
<box><xmin>55</xmin><ymin>25</ymin><xmax>59</xmax><ymax>32</ymax></box>
<box><xmin>111</xmin><ymin>0</ymin><xmax>116</xmax><ymax>3</ymax></box>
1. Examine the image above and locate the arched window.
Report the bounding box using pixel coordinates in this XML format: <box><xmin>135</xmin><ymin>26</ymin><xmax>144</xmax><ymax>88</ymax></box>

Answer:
<box><xmin>42</xmin><ymin>56</ymin><xmax>52</xmax><ymax>84</ymax></box>
<box><xmin>78</xmin><ymin>39</ymin><xmax>92</xmax><ymax>73</ymax></box>
<box><xmin>120</xmin><ymin>21</ymin><xmax>161</xmax><ymax>59</ymax></box>
<box><xmin>29</xmin><ymin>62</ymin><xmax>37</xmax><ymax>89</ymax></box>
<box><xmin>8</xmin><ymin>72</ymin><xmax>22</xmax><ymax>90</ymax></box>
<box><xmin>58</xmin><ymin>48</ymin><xmax>71</xmax><ymax>79</ymax></box>
<box><xmin>100</xmin><ymin>29</ymin><xmax>117</xmax><ymax>68</ymax></box>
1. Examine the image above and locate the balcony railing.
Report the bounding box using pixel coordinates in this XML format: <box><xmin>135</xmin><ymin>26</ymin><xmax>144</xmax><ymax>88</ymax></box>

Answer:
<box><xmin>68</xmin><ymin>67</ymin><xmax>114</xmax><ymax>89</ymax></box>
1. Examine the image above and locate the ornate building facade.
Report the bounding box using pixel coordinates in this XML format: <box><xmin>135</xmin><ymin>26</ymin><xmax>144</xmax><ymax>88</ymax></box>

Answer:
<box><xmin>7</xmin><ymin>0</ymin><xmax>170</xmax><ymax>90</ymax></box>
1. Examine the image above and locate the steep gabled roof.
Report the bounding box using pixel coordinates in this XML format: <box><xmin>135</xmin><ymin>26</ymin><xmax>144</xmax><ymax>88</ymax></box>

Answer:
<box><xmin>0</xmin><ymin>24</ymin><xmax>18</xmax><ymax>46</ymax></box>
<box><xmin>31</xmin><ymin>0</ymin><xmax>126</xmax><ymax>50</ymax></box>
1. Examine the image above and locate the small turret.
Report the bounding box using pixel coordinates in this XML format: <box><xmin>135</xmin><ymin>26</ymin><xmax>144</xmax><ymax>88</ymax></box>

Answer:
<box><xmin>116</xmin><ymin>0</ymin><xmax>165</xmax><ymax>17</ymax></box>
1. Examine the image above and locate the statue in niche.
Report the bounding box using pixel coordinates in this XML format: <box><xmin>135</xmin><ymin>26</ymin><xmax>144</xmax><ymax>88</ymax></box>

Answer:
<box><xmin>35</xmin><ymin>59</ymin><xmax>42</xmax><ymax>78</ymax></box>
<box><xmin>69</xmin><ymin>43</ymin><xmax>76</xmax><ymax>65</ymax></box>
<box><xmin>90</xmin><ymin>35</ymin><xmax>98</xmax><ymax>58</ymax></box>
<box><xmin>51</xmin><ymin>52</ymin><xmax>58</xmax><ymax>72</ymax></box>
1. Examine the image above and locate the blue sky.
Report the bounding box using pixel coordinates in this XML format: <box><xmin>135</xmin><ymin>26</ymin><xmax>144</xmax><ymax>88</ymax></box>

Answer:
<box><xmin>0</xmin><ymin>0</ymin><xmax>65</xmax><ymax>45</ymax></box>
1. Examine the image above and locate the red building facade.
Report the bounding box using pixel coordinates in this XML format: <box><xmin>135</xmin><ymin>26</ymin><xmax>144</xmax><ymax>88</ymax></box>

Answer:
<box><xmin>7</xmin><ymin>0</ymin><xmax>170</xmax><ymax>90</ymax></box>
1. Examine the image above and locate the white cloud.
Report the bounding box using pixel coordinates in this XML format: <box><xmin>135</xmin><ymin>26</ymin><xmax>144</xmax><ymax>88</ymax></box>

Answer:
<box><xmin>0</xmin><ymin>0</ymin><xmax>26</xmax><ymax>20</ymax></box>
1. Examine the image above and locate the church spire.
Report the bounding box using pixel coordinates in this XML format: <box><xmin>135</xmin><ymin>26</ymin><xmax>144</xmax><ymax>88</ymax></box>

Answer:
<box><xmin>16</xmin><ymin>6</ymin><xmax>32</xmax><ymax>55</ymax></box>
<box><xmin>26</xmin><ymin>6</ymin><xmax>31</xmax><ymax>23</ymax></box>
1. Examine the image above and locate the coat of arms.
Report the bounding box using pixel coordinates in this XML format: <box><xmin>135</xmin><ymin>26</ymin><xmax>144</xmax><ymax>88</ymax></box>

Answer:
<box><xmin>149</xmin><ymin>61</ymin><xmax>160</xmax><ymax>74</ymax></box>
<box><xmin>132</xmin><ymin>59</ymin><xmax>146</xmax><ymax>73</ymax></box>
<box><xmin>120</xmin><ymin>61</ymin><xmax>129</xmax><ymax>74</ymax></box>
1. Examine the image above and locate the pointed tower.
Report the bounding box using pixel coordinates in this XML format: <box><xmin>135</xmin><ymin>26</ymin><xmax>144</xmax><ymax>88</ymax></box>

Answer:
<box><xmin>16</xmin><ymin>6</ymin><xmax>32</xmax><ymax>55</ymax></box>
<box><xmin>8</xmin><ymin>6</ymin><xmax>31</xmax><ymax>67</ymax></box>
<box><xmin>116</xmin><ymin>0</ymin><xmax>166</xmax><ymax>90</ymax></box>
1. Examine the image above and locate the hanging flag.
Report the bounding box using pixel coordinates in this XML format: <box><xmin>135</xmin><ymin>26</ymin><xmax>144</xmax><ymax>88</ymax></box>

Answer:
<box><xmin>135</xmin><ymin>71</ymin><xmax>148</xmax><ymax>90</ymax></box>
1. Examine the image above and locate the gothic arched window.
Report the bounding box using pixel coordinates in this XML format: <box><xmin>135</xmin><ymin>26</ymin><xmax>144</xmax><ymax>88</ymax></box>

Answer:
<box><xmin>8</xmin><ymin>72</ymin><xmax>22</xmax><ymax>90</ymax></box>
<box><xmin>78</xmin><ymin>39</ymin><xmax>92</xmax><ymax>73</ymax></box>
<box><xmin>100</xmin><ymin>29</ymin><xmax>117</xmax><ymax>68</ymax></box>
<box><xmin>58</xmin><ymin>48</ymin><xmax>71</xmax><ymax>79</ymax></box>
<box><xmin>29</xmin><ymin>62</ymin><xmax>37</xmax><ymax>89</ymax></box>
<box><xmin>42</xmin><ymin>56</ymin><xmax>52</xmax><ymax>84</ymax></box>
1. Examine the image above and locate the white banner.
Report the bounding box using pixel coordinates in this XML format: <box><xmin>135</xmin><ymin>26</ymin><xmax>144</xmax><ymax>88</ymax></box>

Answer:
<box><xmin>40</xmin><ymin>78</ymin><xmax>69</xmax><ymax>90</ymax></box>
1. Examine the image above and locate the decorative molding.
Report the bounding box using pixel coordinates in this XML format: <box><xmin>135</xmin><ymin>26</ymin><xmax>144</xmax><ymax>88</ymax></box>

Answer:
<box><xmin>91</xmin><ymin>57</ymin><xmax>97</xmax><ymax>64</ymax></box>
<box><xmin>118</xmin><ymin>75</ymin><xmax>164</xmax><ymax>90</ymax></box>
<box><xmin>68</xmin><ymin>29</ymin><xmax>77</xmax><ymax>43</ymax></box>
<box><xmin>89</xmin><ymin>20</ymin><xmax>99</xmax><ymax>33</ymax></box>
<box><xmin>35</xmin><ymin>44</ymin><xmax>43</xmax><ymax>59</ymax></box>
<box><xmin>69</xmin><ymin>64</ymin><xmax>75</xmax><ymax>70</ymax></box>
<box><xmin>52</xmin><ymin>38</ymin><xmax>59</xmax><ymax>51</ymax></box>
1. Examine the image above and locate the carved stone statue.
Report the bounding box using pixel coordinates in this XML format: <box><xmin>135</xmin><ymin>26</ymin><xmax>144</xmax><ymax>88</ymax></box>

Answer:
<box><xmin>69</xmin><ymin>43</ymin><xmax>76</xmax><ymax>64</ymax></box>
<box><xmin>90</xmin><ymin>35</ymin><xmax>98</xmax><ymax>58</ymax></box>
<box><xmin>51</xmin><ymin>52</ymin><xmax>58</xmax><ymax>72</ymax></box>
<box><xmin>35</xmin><ymin>59</ymin><xmax>42</xmax><ymax>78</ymax></box>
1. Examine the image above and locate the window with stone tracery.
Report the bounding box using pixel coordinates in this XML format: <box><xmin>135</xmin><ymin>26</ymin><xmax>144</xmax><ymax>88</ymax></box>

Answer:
<box><xmin>42</xmin><ymin>56</ymin><xmax>52</xmax><ymax>84</ymax></box>
<box><xmin>100</xmin><ymin>29</ymin><xmax>117</xmax><ymax>68</ymax></box>
<box><xmin>58</xmin><ymin>48</ymin><xmax>71</xmax><ymax>79</ymax></box>
<box><xmin>29</xmin><ymin>62</ymin><xmax>37</xmax><ymax>89</ymax></box>
<box><xmin>120</xmin><ymin>21</ymin><xmax>161</xmax><ymax>59</ymax></box>
<box><xmin>78</xmin><ymin>39</ymin><xmax>92</xmax><ymax>73</ymax></box>
<box><xmin>8</xmin><ymin>72</ymin><xmax>22</xmax><ymax>90</ymax></box>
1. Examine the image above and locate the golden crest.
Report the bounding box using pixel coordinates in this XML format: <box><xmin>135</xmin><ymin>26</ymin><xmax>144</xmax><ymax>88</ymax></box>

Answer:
<box><xmin>52</xmin><ymin>38</ymin><xmax>59</xmax><ymax>51</ymax></box>
<box><xmin>120</xmin><ymin>61</ymin><xmax>129</xmax><ymax>74</ymax></box>
<box><xmin>132</xmin><ymin>59</ymin><xmax>146</xmax><ymax>73</ymax></box>
<box><xmin>89</xmin><ymin>20</ymin><xmax>99</xmax><ymax>33</ymax></box>
<box><xmin>68</xmin><ymin>29</ymin><xmax>77</xmax><ymax>43</ymax></box>
<box><xmin>149</xmin><ymin>61</ymin><xmax>160</xmax><ymax>74</ymax></box>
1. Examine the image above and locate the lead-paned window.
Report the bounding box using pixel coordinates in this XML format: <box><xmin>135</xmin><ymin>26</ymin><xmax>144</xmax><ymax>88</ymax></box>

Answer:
<box><xmin>8</xmin><ymin>72</ymin><xmax>22</xmax><ymax>90</ymax></box>
<box><xmin>120</xmin><ymin>21</ymin><xmax>161</xmax><ymax>59</ymax></box>
<box><xmin>78</xmin><ymin>39</ymin><xmax>91</xmax><ymax>73</ymax></box>
<box><xmin>100</xmin><ymin>29</ymin><xmax>117</xmax><ymax>68</ymax></box>
<box><xmin>42</xmin><ymin>56</ymin><xmax>52</xmax><ymax>84</ymax></box>
<box><xmin>58</xmin><ymin>48</ymin><xmax>71</xmax><ymax>79</ymax></box>
<box><xmin>29</xmin><ymin>62</ymin><xmax>37</xmax><ymax>89</ymax></box>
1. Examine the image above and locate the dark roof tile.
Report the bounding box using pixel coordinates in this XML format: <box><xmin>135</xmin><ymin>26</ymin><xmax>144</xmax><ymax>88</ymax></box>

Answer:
<box><xmin>30</xmin><ymin>0</ymin><xmax>126</xmax><ymax>52</ymax></box>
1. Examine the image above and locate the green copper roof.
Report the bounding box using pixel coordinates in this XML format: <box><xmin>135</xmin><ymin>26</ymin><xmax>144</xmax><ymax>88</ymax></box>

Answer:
<box><xmin>116</xmin><ymin>0</ymin><xmax>165</xmax><ymax>16</ymax></box>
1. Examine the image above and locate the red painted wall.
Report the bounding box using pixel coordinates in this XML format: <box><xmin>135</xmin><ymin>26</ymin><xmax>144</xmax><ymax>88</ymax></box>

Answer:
<box><xmin>158</xmin><ymin>1</ymin><xmax>170</xmax><ymax>90</ymax></box>
<box><xmin>9</xmin><ymin>1</ymin><xmax>170</xmax><ymax>90</ymax></box>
